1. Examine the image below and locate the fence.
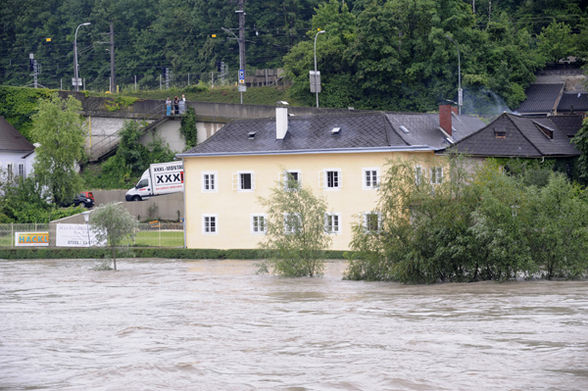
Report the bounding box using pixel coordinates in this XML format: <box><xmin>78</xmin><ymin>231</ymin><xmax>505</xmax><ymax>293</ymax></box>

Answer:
<box><xmin>0</xmin><ymin>222</ymin><xmax>184</xmax><ymax>248</ymax></box>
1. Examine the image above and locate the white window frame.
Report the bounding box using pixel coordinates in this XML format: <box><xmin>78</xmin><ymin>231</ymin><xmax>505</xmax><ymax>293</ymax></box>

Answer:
<box><xmin>237</xmin><ymin>171</ymin><xmax>254</xmax><ymax>192</ymax></box>
<box><xmin>323</xmin><ymin>169</ymin><xmax>341</xmax><ymax>191</ymax></box>
<box><xmin>202</xmin><ymin>214</ymin><xmax>218</xmax><ymax>234</ymax></box>
<box><xmin>430</xmin><ymin>167</ymin><xmax>443</xmax><ymax>185</ymax></box>
<box><xmin>284</xmin><ymin>213</ymin><xmax>301</xmax><ymax>234</ymax></box>
<box><xmin>415</xmin><ymin>165</ymin><xmax>423</xmax><ymax>185</ymax></box>
<box><xmin>363</xmin><ymin>212</ymin><xmax>381</xmax><ymax>233</ymax></box>
<box><xmin>202</xmin><ymin>171</ymin><xmax>217</xmax><ymax>192</ymax></box>
<box><xmin>18</xmin><ymin>163</ymin><xmax>25</xmax><ymax>179</ymax></box>
<box><xmin>251</xmin><ymin>214</ymin><xmax>267</xmax><ymax>234</ymax></box>
<box><xmin>283</xmin><ymin>170</ymin><xmax>301</xmax><ymax>190</ymax></box>
<box><xmin>324</xmin><ymin>213</ymin><xmax>341</xmax><ymax>234</ymax></box>
<box><xmin>7</xmin><ymin>163</ymin><xmax>13</xmax><ymax>181</ymax></box>
<box><xmin>362</xmin><ymin>168</ymin><xmax>379</xmax><ymax>190</ymax></box>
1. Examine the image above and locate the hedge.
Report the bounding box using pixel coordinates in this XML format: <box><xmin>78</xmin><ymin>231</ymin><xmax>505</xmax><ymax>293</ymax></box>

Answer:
<box><xmin>0</xmin><ymin>247</ymin><xmax>348</xmax><ymax>260</ymax></box>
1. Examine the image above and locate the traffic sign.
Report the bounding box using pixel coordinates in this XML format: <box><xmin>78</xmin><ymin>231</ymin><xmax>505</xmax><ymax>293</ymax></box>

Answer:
<box><xmin>238</xmin><ymin>69</ymin><xmax>245</xmax><ymax>84</ymax></box>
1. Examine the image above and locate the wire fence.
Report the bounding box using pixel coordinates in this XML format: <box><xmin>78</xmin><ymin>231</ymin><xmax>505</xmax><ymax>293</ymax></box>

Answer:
<box><xmin>0</xmin><ymin>222</ymin><xmax>184</xmax><ymax>248</ymax></box>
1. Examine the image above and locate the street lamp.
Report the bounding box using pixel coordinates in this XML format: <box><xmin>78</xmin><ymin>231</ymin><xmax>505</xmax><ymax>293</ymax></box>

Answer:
<box><xmin>312</xmin><ymin>30</ymin><xmax>326</xmax><ymax>108</ymax></box>
<box><xmin>82</xmin><ymin>210</ymin><xmax>91</xmax><ymax>247</ymax></box>
<box><xmin>445</xmin><ymin>35</ymin><xmax>462</xmax><ymax>115</ymax></box>
<box><xmin>73</xmin><ymin>22</ymin><xmax>91</xmax><ymax>92</ymax></box>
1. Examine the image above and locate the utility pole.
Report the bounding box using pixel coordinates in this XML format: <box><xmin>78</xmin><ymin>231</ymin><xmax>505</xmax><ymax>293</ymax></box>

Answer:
<box><xmin>29</xmin><ymin>53</ymin><xmax>38</xmax><ymax>88</ymax></box>
<box><xmin>237</xmin><ymin>0</ymin><xmax>246</xmax><ymax>104</ymax></box>
<box><xmin>109</xmin><ymin>22</ymin><xmax>115</xmax><ymax>93</ymax></box>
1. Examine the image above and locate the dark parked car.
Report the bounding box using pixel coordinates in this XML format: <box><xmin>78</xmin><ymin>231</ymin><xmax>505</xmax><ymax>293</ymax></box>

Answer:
<box><xmin>73</xmin><ymin>191</ymin><xmax>95</xmax><ymax>208</ymax></box>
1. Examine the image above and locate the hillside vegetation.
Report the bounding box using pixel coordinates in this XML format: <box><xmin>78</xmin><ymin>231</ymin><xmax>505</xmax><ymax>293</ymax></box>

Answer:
<box><xmin>1</xmin><ymin>0</ymin><xmax>586</xmax><ymax>113</ymax></box>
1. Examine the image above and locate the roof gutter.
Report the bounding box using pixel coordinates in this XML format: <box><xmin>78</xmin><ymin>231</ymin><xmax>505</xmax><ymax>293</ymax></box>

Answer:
<box><xmin>177</xmin><ymin>145</ymin><xmax>434</xmax><ymax>158</ymax></box>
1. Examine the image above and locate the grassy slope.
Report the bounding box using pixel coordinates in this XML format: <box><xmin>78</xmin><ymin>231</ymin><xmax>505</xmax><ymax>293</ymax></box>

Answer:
<box><xmin>111</xmin><ymin>85</ymin><xmax>297</xmax><ymax>106</ymax></box>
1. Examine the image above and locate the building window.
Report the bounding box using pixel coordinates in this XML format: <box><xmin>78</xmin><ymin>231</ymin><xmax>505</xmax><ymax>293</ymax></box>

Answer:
<box><xmin>324</xmin><ymin>213</ymin><xmax>340</xmax><ymax>234</ymax></box>
<box><xmin>203</xmin><ymin>215</ymin><xmax>217</xmax><ymax>233</ymax></box>
<box><xmin>324</xmin><ymin>169</ymin><xmax>341</xmax><ymax>189</ymax></box>
<box><xmin>363</xmin><ymin>168</ymin><xmax>379</xmax><ymax>189</ymax></box>
<box><xmin>18</xmin><ymin>164</ymin><xmax>25</xmax><ymax>178</ymax></box>
<box><xmin>238</xmin><ymin>172</ymin><xmax>253</xmax><ymax>191</ymax></box>
<box><xmin>430</xmin><ymin>167</ymin><xmax>443</xmax><ymax>185</ymax></box>
<box><xmin>202</xmin><ymin>172</ymin><xmax>216</xmax><ymax>192</ymax></box>
<box><xmin>415</xmin><ymin>166</ymin><xmax>423</xmax><ymax>185</ymax></box>
<box><xmin>364</xmin><ymin>212</ymin><xmax>380</xmax><ymax>233</ymax></box>
<box><xmin>252</xmin><ymin>215</ymin><xmax>266</xmax><ymax>234</ymax></box>
<box><xmin>7</xmin><ymin>164</ymin><xmax>13</xmax><ymax>181</ymax></box>
<box><xmin>494</xmin><ymin>129</ymin><xmax>506</xmax><ymax>139</ymax></box>
<box><xmin>284</xmin><ymin>170</ymin><xmax>300</xmax><ymax>190</ymax></box>
<box><xmin>284</xmin><ymin>213</ymin><xmax>301</xmax><ymax>234</ymax></box>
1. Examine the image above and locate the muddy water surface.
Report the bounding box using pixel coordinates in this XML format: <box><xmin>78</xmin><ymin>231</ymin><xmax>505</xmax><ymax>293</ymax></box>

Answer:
<box><xmin>1</xmin><ymin>259</ymin><xmax>587</xmax><ymax>390</ymax></box>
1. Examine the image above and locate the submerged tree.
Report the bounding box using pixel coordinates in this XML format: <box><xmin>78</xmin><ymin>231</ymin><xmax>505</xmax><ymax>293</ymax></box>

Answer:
<box><xmin>90</xmin><ymin>202</ymin><xmax>138</xmax><ymax>271</ymax></box>
<box><xmin>346</xmin><ymin>157</ymin><xmax>588</xmax><ymax>283</ymax></box>
<box><xmin>259</xmin><ymin>177</ymin><xmax>331</xmax><ymax>277</ymax></box>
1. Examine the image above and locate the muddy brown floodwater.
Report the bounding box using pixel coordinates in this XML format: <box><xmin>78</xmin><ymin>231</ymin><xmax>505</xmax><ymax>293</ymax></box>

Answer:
<box><xmin>1</xmin><ymin>259</ymin><xmax>587</xmax><ymax>390</ymax></box>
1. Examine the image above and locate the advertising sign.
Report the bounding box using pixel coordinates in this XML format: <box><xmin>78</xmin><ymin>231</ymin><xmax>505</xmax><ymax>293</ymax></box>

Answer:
<box><xmin>56</xmin><ymin>224</ymin><xmax>105</xmax><ymax>247</ymax></box>
<box><xmin>151</xmin><ymin>162</ymin><xmax>184</xmax><ymax>194</ymax></box>
<box><xmin>15</xmin><ymin>232</ymin><xmax>49</xmax><ymax>247</ymax></box>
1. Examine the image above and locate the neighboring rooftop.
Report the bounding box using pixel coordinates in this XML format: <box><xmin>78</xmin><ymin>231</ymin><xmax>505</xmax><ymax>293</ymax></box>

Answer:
<box><xmin>0</xmin><ymin>116</ymin><xmax>35</xmax><ymax>154</ymax></box>
<box><xmin>557</xmin><ymin>92</ymin><xmax>588</xmax><ymax>113</ymax></box>
<box><xmin>517</xmin><ymin>83</ymin><xmax>564</xmax><ymax>115</ymax></box>
<box><xmin>445</xmin><ymin>113</ymin><xmax>580</xmax><ymax>158</ymax></box>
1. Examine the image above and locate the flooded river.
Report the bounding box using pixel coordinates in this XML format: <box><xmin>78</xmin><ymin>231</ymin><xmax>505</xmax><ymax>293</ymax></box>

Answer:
<box><xmin>1</xmin><ymin>259</ymin><xmax>587</xmax><ymax>390</ymax></box>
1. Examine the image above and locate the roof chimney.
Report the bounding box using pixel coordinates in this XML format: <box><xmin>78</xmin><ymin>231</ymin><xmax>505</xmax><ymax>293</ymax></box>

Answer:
<box><xmin>276</xmin><ymin>106</ymin><xmax>288</xmax><ymax>139</ymax></box>
<box><xmin>439</xmin><ymin>104</ymin><xmax>452</xmax><ymax>136</ymax></box>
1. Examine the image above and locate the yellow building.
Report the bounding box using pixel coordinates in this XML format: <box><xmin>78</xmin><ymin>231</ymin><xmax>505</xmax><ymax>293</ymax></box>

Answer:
<box><xmin>178</xmin><ymin>106</ymin><xmax>484</xmax><ymax>251</ymax></box>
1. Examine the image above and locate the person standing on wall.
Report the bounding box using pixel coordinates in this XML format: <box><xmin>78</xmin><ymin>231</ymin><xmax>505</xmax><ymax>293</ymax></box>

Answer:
<box><xmin>174</xmin><ymin>96</ymin><xmax>179</xmax><ymax>115</ymax></box>
<box><xmin>166</xmin><ymin>97</ymin><xmax>172</xmax><ymax>116</ymax></box>
<box><xmin>179</xmin><ymin>94</ymin><xmax>186</xmax><ymax>115</ymax></box>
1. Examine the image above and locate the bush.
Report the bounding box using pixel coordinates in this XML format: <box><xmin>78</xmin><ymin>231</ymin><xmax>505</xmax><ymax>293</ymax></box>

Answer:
<box><xmin>345</xmin><ymin>158</ymin><xmax>588</xmax><ymax>283</ymax></box>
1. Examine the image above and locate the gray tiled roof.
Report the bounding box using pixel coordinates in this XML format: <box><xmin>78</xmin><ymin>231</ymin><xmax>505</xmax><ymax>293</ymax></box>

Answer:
<box><xmin>385</xmin><ymin>112</ymin><xmax>485</xmax><ymax>149</ymax></box>
<box><xmin>549</xmin><ymin>115</ymin><xmax>584</xmax><ymax>138</ymax></box>
<box><xmin>517</xmin><ymin>83</ymin><xmax>564</xmax><ymax>113</ymax></box>
<box><xmin>179</xmin><ymin>111</ymin><xmax>486</xmax><ymax>157</ymax></box>
<box><xmin>447</xmin><ymin>113</ymin><xmax>579</xmax><ymax>157</ymax></box>
<box><xmin>0</xmin><ymin>116</ymin><xmax>35</xmax><ymax>153</ymax></box>
<box><xmin>557</xmin><ymin>92</ymin><xmax>588</xmax><ymax>112</ymax></box>
<box><xmin>181</xmin><ymin>112</ymin><xmax>424</xmax><ymax>156</ymax></box>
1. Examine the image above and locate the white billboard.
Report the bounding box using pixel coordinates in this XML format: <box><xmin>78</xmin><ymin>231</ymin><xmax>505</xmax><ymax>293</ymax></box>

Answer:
<box><xmin>56</xmin><ymin>224</ymin><xmax>105</xmax><ymax>247</ymax></box>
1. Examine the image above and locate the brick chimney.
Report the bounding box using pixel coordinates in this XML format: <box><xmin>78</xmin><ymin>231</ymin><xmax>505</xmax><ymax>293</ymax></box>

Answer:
<box><xmin>276</xmin><ymin>106</ymin><xmax>288</xmax><ymax>139</ymax></box>
<box><xmin>439</xmin><ymin>104</ymin><xmax>453</xmax><ymax>136</ymax></box>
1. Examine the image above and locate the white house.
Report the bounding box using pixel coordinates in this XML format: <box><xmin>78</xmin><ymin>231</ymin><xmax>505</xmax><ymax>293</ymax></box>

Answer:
<box><xmin>0</xmin><ymin>116</ymin><xmax>36</xmax><ymax>182</ymax></box>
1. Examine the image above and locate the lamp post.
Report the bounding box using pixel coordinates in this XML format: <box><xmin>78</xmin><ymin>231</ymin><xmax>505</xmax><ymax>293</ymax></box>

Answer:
<box><xmin>445</xmin><ymin>35</ymin><xmax>462</xmax><ymax>115</ymax></box>
<box><xmin>313</xmin><ymin>30</ymin><xmax>326</xmax><ymax>108</ymax></box>
<box><xmin>82</xmin><ymin>210</ymin><xmax>91</xmax><ymax>247</ymax></box>
<box><xmin>73</xmin><ymin>22</ymin><xmax>91</xmax><ymax>92</ymax></box>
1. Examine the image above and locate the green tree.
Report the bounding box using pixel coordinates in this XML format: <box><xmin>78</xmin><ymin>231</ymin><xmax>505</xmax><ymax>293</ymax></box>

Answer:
<box><xmin>526</xmin><ymin>173</ymin><xmax>588</xmax><ymax>279</ymax></box>
<box><xmin>536</xmin><ymin>21</ymin><xmax>577</xmax><ymax>63</ymax></box>
<box><xmin>30</xmin><ymin>94</ymin><xmax>86</xmax><ymax>206</ymax></box>
<box><xmin>571</xmin><ymin>118</ymin><xmax>588</xmax><ymax>185</ymax></box>
<box><xmin>259</xmin><ymin>177</ymin><xmax>331</xmax><ymax>277</ymax></box>
<box><xmin>90</xmin><ymin>202</ymin><xmax>138</xmax><ymax>270</ymax></box>
<box><xmin>0</xmin><ymin>174</ymin><xmax>83</xmax><ymax>223</ymax></box>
